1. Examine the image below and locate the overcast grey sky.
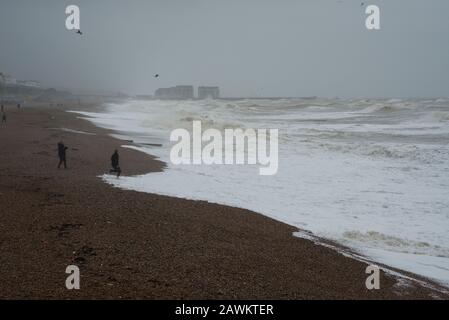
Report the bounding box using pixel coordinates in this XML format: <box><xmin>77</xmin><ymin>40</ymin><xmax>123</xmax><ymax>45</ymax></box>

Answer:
<box><xmin>1</xmin><ymin>0</ymin><xmax>448</xmax><ymax>97</ymax></box>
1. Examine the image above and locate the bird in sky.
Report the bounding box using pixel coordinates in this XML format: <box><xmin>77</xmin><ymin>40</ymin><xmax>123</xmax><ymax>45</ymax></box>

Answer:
<box><xmin>154</xmin><ymin>74</ymin><xmax>159</xmax><ymax>78</ymax></box>
<box><xmin>76</xmin><ymin>29</ymin><xmax>83</xmax><ymax>35</ymax></box>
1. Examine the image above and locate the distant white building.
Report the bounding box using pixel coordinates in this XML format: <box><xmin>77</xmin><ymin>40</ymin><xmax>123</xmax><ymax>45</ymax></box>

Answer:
<box><xmin>155</xmin><ymin>85</ymin><xmax>194</xmax><ymax>99</ymax></box>
<box><xmin>17</xmin><ymin>80</ymin><xmax>40</xmax><ymax>88</ymax></box>
<box><xmin>2</xmin><ymin>74</ymin><xmax>17</xmax><ymax>85</ymax></box>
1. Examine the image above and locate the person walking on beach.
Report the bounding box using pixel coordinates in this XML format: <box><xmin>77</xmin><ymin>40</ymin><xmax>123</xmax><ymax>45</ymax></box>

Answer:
<box><xmin>57</xmin><ymin>141</ymin><xmax>68</xmax><ymax>169</ymax></box>
<box><xmin>1</xmin><ymin>104</ymin><xmax>4</xmax><ymax>112</ymax></box>
<box><xmin>1</xmin><ymin>112</ymin><xmax>6</xmax><ymax>124</ymax></box>
<box><xmin>110</xmin><ymin>149</ymin><xmax>121</xmax><ymax>177</ymax></box>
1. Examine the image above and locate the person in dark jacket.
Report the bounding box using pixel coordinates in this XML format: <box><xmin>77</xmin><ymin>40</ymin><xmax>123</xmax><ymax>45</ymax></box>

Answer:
<box><xmin>1</xmin><ymin>112</ymin><xmax>6</xmax><ymax>124</ymax></box>
<box><xmin>57</xmin><ymin>141</ymin><xmax>68</xmax><ymax>169</ymax></box>
<box><xmin>110</xmin><ymin>149</ymin><xmax>121</xmax><ymax>177</ymax></box>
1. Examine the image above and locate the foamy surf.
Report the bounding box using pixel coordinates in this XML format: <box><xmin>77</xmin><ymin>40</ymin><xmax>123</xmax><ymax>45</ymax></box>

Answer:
<box><xmin>72</xmin><ymin>97</ymin><xmax>449</xmax><ymax>288</ymax></box>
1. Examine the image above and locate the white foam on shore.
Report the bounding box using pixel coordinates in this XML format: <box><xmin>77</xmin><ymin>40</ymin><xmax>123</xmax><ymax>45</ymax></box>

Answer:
<box><xmin>73</xmin><ymin>98</ymin><xmax>449</xmax><ymax>288</ymax></box>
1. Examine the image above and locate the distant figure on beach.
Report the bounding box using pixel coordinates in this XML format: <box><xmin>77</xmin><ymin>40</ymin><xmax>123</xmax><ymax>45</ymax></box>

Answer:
<box><xmin>110</xmin><ymin>149</ymin><xmax>121</xmax><ymax>177</ymax></box>
<box><xmin>1</xmin><ymin>113</ymin><xmax>6</xmax><ymax>124</ymax></box>
<box><xmin>17</xmin><ymin>103</ymin><xmax>20</xmax><ymax>109</ymax></box>
<box><xmin>57</xmin><ymin>141</ymin><xmax>68</xmax><ymax>169</ymax></box>
<box><xmin>1</xmin><ymin>105</ymin><xmax>4</xmax><ymax>112</ymax></box>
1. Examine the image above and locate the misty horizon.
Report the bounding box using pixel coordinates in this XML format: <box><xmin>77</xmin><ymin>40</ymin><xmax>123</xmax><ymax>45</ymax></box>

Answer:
<box><xmin>1</xmin><ymin>0</ymin><xmax>449</xmax><ymax>98</ymax></box>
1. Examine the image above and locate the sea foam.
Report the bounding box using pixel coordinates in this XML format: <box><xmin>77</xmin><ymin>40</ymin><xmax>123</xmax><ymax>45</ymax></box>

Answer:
<box><xmin>73</xmin><ymin>97</ymin><xmax>449</xmax><ymax>287</ymax></box>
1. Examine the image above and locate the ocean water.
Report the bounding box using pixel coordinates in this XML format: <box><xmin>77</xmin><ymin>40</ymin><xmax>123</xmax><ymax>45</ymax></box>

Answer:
<box><xmin>73</xmin><ymin>98</ymin><xmax>449</xmax><ymax>287</ymax></box>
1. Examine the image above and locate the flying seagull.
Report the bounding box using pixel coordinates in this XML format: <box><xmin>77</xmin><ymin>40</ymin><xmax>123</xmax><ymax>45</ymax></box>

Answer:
<box><xmin>154</xmin><ymin>74</ymin><xmax>159</xmax><ymax>78</ymax></box>
<box><xmin>76</xmin><ymin>29</ymin><xmax>83</xmax><ymax>35</ymax></box>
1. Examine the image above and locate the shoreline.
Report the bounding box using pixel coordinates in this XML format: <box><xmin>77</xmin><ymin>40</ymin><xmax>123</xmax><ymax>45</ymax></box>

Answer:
<box><xmin>0</xmin><ymin>103</ymin><xmax>447</xmax><ymax>299</ymax></box>
<box><xmin>78</xmin><ymin>102</ymin><xmax>449</xmax><ymax>293</ymax></box>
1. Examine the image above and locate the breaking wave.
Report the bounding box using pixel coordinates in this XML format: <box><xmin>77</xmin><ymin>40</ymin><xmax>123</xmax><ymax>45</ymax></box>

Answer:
<box><xmin>74</xmin><ymin>97</ymin><xmax>449</xmax><ymax>287</ymax></box>
<box><xmin>342</xmin><ymin>231</ymin><xmax>449</xmax><ymax>258</ymax></box>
